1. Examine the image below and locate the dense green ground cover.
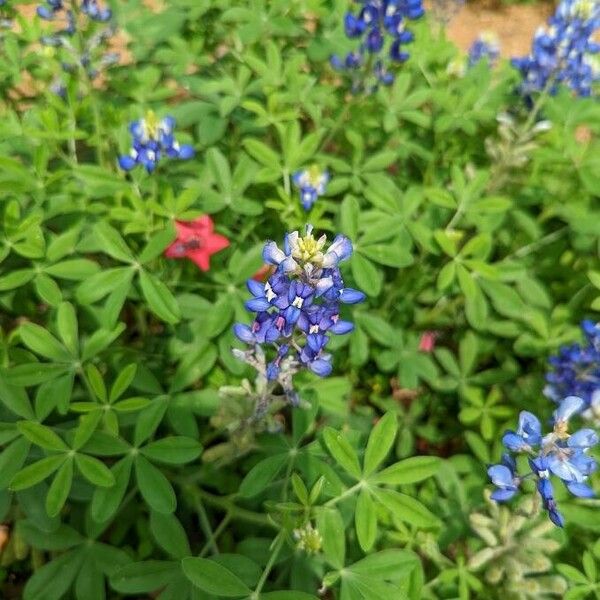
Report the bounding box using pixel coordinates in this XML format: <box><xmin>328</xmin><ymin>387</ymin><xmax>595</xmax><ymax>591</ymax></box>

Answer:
<box><xmin>0</xmin><ymin>1</ymin><xmax>599</xmax><ymax>598</ymax></box>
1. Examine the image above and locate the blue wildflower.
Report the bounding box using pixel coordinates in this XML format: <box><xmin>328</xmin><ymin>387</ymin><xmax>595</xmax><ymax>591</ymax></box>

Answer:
<box><xmin>330</xmin><ymin>0</ymin><xmax>425</xmax><ymax>92</ymax></box>
<box><xmin>468</xmin><ymin>32</ymin><xmax>501</xmax><ymax>68</ymax></box>
<box><xmin>233</xmin><ymin>225</ymin><xmax>364</xmax><ymax>405</ymax></box>
<box><xmin>118</xmin><ymin>111</ymin><xmax>194</xmax><ymax>173</ymax></box>
<box><xmin>489</xmin><ymin>403</ymin><xmax>598</xmax><ymax>526</ymax></box>
<box><xmin>512</xmin><ymin>0</ymin><xmax>600</xmax><ymax>98</ymax></box>
<box><xmin>37</xmin><ymin>0</ymin><xmax>116</xmax><ymax>94</ymax></box>
<box><xmin>544</xmin><ymin>320</ymin><xmax>600</xmax><ymax>417</ymax></box>
<box><xmin>292</xmin><ymin>166</ymin><xmax>330</xmax><ymax>211</ymax></box>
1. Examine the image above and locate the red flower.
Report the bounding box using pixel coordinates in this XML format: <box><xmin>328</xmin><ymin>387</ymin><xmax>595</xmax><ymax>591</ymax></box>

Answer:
<box><xmin>164</xmin><ymin>216</ymin><xmax>229</xmax><ymax>271</ymax></box>
<box><xmin>418</xmin><ymin>331</ymin><xmax>437</xmax><ymax>353</ymax></box>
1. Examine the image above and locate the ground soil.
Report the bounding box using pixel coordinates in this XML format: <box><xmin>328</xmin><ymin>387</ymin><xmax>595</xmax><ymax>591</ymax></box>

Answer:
<box><xmin>445</xmin><ymin>2</ymin><xmax>553</xmax><ymax>56</ymax></box>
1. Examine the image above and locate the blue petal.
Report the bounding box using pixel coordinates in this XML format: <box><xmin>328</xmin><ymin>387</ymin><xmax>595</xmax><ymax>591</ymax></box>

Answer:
<box><xmin>491</xmin><ymin>488</ymin><xmax>516</xmax><ymax>502</ymax></box>
<box><xmin>547</xmin><ymin>454</ymin><xmax>585</xmax><ymax>483</ymax></box>
<box><xmin>310</xmin><ymin>359</ymin><xmax>332</xmax><ymax>377</ymax></box>
<box><xmin>233</xmin><ymin>323</ymin><xmax>255</xmax><ymax>344</ymax></box>
<box><xmin>565</xmin><ymin>481</ymin><xmax>595</xmax><ymax>498</ymax></box>
<box><xmin>568</xmin><ymin>428</ymin><xmax>599</xmax><ymax>449</ymax></box>
<box><xmin>247</xmin><ymin>279</ymin><xmax>265</xmax><ymax>297</ymax></box>
<box><xmin>330</xmin><ymin>320</ymin><xmax>354</xmax><ymax>335</ymax></box>
<box><xmin>118</xmin><ymin>156</ymin><xmax>136</xmax><ymax>171</ymax></box>
<box><xmin>263</xmin><ymin>241</ymin><xmax>286</xmax><ymax>266</ymax></box>
<box><xmin>502</xmin><ymin>431</ymin><xmax>528</xmax><ymax>452</ymax></box>
<box><xmin>548</xmin><ymin>509</ymin><xmax>564</xmax><ymax>527</ymax></box>
<box><xmin>487</xmin><ymin>464</ymin><xmax>514</xmax><ymax>487</ymax></box>
<box><xmin>178</xmin><ymin>144</ymin><xmax>195</xmax><ymax>160</ymax></box>
<box><xmin>245</xmin><ymin>298</ymin><xmax>272</xmax><ymax>312</ymax></box>
<box><xmin>339</xmin><ymin>288</ymin><xmax>366</xmax><ymax>304</ymax></box>
<box><xmin>554</xmin><ymin>396</ymin><xmax>585</xmax><ymax>423</ymax></box>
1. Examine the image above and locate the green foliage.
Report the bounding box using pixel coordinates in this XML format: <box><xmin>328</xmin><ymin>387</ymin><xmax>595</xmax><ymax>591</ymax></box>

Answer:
<box><xmin>0</xmin><ymin>0</ymin><xmax>598</xmax><ymax>599</ymax></box>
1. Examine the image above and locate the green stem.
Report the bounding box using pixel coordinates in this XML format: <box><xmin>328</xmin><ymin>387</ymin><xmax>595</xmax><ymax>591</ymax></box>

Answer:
<box><xmin>195</xmin><ymin>495</ymin><xmax>219</xmax><ymax>555</ymax></box>
<box><xmin>251</xmin><ymin>532</ymin><xmax>285</xmax><ymax>598</ymax></box>
<box><xmin>324</xmin><ymin>482</ymin><xmax>361</xmax><ymax>508</ymax></box>
<box><xmin>200</xmin><ymin>512</ymin><xmax>232</xmax><ymax>558</ymax></box>
<box><xmin>181</xmin><ymin>484</ymin><xmax>276</xmax><ymax>529</ymax></box>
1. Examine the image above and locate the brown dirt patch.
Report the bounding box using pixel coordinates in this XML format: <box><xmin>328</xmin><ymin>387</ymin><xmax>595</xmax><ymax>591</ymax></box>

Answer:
<box><xmin>445</xmin><ymin>2</ymin><xmax>553</xmax><ymax>56</ymax></box>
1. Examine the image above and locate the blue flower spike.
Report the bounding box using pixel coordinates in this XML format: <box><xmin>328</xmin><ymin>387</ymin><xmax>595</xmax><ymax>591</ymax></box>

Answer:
<box><xmin>330</xmin><ymin>0</ymin><xmax>425</xmax><ymax>92</ymax></box>
<box><xmin>512</xmin><ymin>0</ymin><xmax>600</xmax><ymax>98</ymax></box>
<box><xmin>545</xmin><ymin>320</ymin><xmax>600</xmax><ymax>418</ymax></box>
<box><xmin>489</xmin><ymin>401</ymin><xmax>599</xmax><ymax>526</ymax></box>
<box><xmin>292</xmin><ymin>166</ymin><xmax>330</xmax><ymax>211</ymax></box>
<box><xmin>118</xmin><ymin>110</ymin><xmax>194</xmax><ymax>173</ymax></box>
<box><xmin>233</xmin><ymin>225</ymin><xmax>365</xmax><ymax>408</ymax></box>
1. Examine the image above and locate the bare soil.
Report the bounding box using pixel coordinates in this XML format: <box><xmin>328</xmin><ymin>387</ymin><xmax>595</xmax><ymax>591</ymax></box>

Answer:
<box><xmin>445</xmin><ymin>2</ymin><xmax>553</xmax><ymax>56</ymax></box>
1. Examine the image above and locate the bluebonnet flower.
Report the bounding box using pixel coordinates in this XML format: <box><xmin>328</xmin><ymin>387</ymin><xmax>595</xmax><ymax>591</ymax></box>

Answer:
<box><xmin>330</xmin><ymin>0</ymin><xmax>425</xmax><ymax>92</ymax></box>
<box><xmin>37</xmin><ymin>0</ymin><xmax>116</xmax><ymax>94</ymax></box>
<box><xmin>511</xmin><ymin>0</ymin><xmax>600</xmax><ymax>98</ymax></box>
<box><xmin>544</xmin><ymin>320</ymin><xmax>600</xmax><ymax>419</ymax></box>
<box><xmin>292</xmin><ymin>166</ymin><xmax>330</xmax><ymax>211</ymax></box>
<box><xmin>489</xmin><ymin>396</ymin><xmax>599</xmax><ymax>526</ymax></box>
<box><xmin>37</xmin><ymin>0</ymin><xmax>111</xmax><ymax>23</ymax></box>
<box><xmin>118</xmin><ymin>111</ymin><xmax>195</xmax><ymax>173</ymax></box>
<box><xmin>233</xmin><ymin>225</ymin><xmax>364</xmax><ymax>408</ymax></box>
<box><xmin>468</xmin><ymin>32</ymin><xmax>501</xmax><ymax>68</ymax></box>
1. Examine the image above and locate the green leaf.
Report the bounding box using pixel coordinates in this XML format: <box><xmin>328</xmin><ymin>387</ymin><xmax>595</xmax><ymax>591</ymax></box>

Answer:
<box><xmin>374</xmin><ymin>488</ymin><xmax>439</xmax><ymax>529</ymax></box>
<box><xmin>56</xmin><ymin>302</ymin><xmax>79</xmax><ymax>356</ymax></box>
<box><xmin>34</xmin><ymin>274</ymin><xmax>62</xmax><ymax>306</ymax></box>
<box><xmin>355</xmin><ymin>314</ymin><xmax>397</xmax><ymax>347</ymax></box>
<box><xmin>72</xmin><ymin>411</ymin><xmax>103</xmax><ymax>450</ymax></box>
<box><xmin>94</xmin><ymin>222</ymin><xmax>134</xmax><ymax>263</ymax></box>
<box><xmin>349</xmin><ymin>549</ymin><xmax>419</xmax><ymax>579</ymax></box>
<box><xmin>140</xmin><ymin>436</ymin><xmax>202</xmax><ymax>465</ymax></box>
<box><xmin>138</xmin><ymin>223</ymin><xmax>177</xmax><ymax>264</ymax></box>
<box><xmin>91</xmin><ymin>456</ymin><xmax>133</xmax><ymax>523</ymax></box>
<box><xmin>0</xmin><ymin>437</ymin><xmax>31</xmax><ymax>489</ymax></box>
<box><xmin>10</xmin><ymin>455</ymin><xmax>66</xmax><ymax>491</ymax></box>
<box><xmin>75</xmin><ymin>454</ymin><xmax>115</xmax><ymax>487</ymax></box>
<box><xmin>85</xmin><ymin>364</ymin><xmax>107</xmax><ymax>402</ymax></box>
<box><xmin>76</xmin><ymin>267</ymin><xmax>134</xmax><ymax>305</ymax></box>
<box><xmin>355</xmin><ymin>489</ymin><xmax>377</xmax><ymax>552</ymax></box>
<box><xmin>243</xmin><ymin>139</ymin><xmax>280</xmax><ymax>169</ymax></box>
<box><xmin>44</xmin><ymin>258</ymin><xmax>100</xmax><ymax>280</ymax></box>
<box><xmin>351</xmin><ymin>253</ymin><xmax>382</xmax><ymax>297</ymax></box>
<box><xmin>317</xmin><ymin>508</ymin><xmax>346</xmax><ymax>569</ymax></box>
<box><xmin>238</xmin><ymin>454</ymin><xmax>287</xmax><ymax>498</ymax></box>
<box><xmin>457</xmin><ymin>266</ymin><xmax>488</xmax><ymax>330</ymax></box>
<box><xmin>322</xmin><ymin>427</ymin><xmax>361</xmax><ymax>479</ymax></box>
<box><xmin>150</xmin><ymin>511</ymin><xmax>190</xmax><ymax>559</ymax></box>
<box><xmin>139</xmin><ymin>270</ymin><xmax>181</xmax><ymax>324</ymax></box>
<box><xmin>182</xmin><ymin>557</ymin><xmax>252</xmax><ymax>597</ymax></box>
<box><xmin>17</xmin><ymin>421</ymin><xmax>69</xmax><ymax>452</ymax></box>
<box><xmin>0</xmin><ymin>268</ymin><xmax>35</xmax><ymax>291</ymax></box>
<box><xmin>340</xmin><ymin>196</ymin><xmax>359</xmax><ymax>239</ymax></box>
<box><xmin>46</xmin><ymin>458</ymin><xmax>73</xmax><ymax>517</ymax></box>
<box><xmin>19</xmin><ymin>323</ymin><xmax>71</xmax><ymax>361</ymax></box>
<box><xmin>364</xmin><ymin>411</ymin><xmax>397</xmax><ymax>476</ymax></box>
<box><xmin>23</xmin><ymin>550</ymin><xmax>84</xmax><ymax>600</ymax></box>
<box><xmin>2</xmin><ymin>364</ymin><xmax>70</xmax><ymax>387</ymax></box>
<box><xmin>135</xmin><ymin>455</ymin><xmax>176</xmax><ymax>514</ymax></box>
<box><xmin>373</xmin><ymin>456</ymin><xmax>441</xmax><ymax>486</ymax></box>
<box><xmin>110</xmin><ymin>561</ymin><xmax>179</xmax><ymax>593</ymax></box>
<box><xmin>259</xmin><ymin>593</ymin><xmax>320</xmax><ymax>600</ymax></box>
<box><xmin>0</xmin><ymin>379</ymin><xmax>34</xmax><ymax>418</ymax></box>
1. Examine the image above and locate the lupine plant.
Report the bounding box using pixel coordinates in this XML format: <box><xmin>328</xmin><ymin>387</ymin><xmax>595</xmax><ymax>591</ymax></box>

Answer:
<box><xmin>0</xmin><ymin>0</ymin><xmax>599</xmax><ymax>598</ymax></box>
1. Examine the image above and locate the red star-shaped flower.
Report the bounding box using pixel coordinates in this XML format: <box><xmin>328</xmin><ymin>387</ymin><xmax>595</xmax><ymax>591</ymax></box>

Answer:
<box><xmin>164</xmin><ymin>216</ymin><xmax>229</xmax><ymax>271</ymax></box>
